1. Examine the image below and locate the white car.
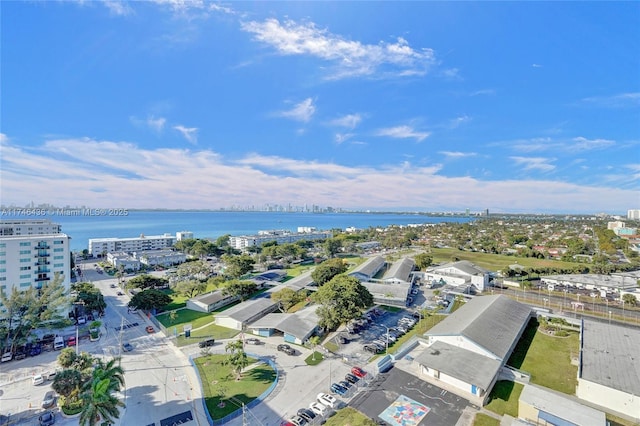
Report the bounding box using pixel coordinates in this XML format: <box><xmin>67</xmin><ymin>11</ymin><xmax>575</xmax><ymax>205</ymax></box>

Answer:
<box><xmin>309</xmin><ymin>401</ymin><xmax>328</xmax><ymax>416</ymax></box>
<box><xmin>1</xmin><ymin>352</ymin><xmax>12</xmax><ymax>363</ymax></box>
<box><xmin>33</xmin><ymin>374</ymin><xmax>45</xmax><ymax>385</ymax></box>
<box><xmin>317</xmin><ymin>392</ymin><xmax>337</xmax><ymax>408</ymax></box>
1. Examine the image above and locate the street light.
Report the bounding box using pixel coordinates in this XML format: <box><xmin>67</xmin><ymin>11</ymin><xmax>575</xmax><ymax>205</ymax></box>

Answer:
<box><xmin>382</xmin><ymin>325</ymin><xmax>390</xmax><ymax>354</ymax></box>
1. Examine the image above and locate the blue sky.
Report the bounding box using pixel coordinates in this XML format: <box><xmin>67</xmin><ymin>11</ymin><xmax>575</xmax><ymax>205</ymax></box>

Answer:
<box><xmin>1</xmin><ymin>1</ymin><xmax>639</xmax><ymax>214</ymax></box>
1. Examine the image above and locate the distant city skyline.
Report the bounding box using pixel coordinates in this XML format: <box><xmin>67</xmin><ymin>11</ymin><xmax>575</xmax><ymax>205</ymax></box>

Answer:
<box><xmin>1</xmin><ymin>2</ymin><xmax>638</xmax><ymax>214</ymax></box>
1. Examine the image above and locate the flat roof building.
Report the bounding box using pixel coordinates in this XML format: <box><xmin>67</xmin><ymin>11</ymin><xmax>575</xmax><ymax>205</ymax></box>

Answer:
<box><xmin>88</xmin><ymin>233</ymin><xmax>179</xmax><ymax>256</ymax></box>
<box><xmin>519</xmin><ymin>385</ymin><xmax>606</xmax><ymax>426</ymax></box>
<box><xmin>577</xmin><ymin>320</ymin><xmax>640</xmax><ymax>418</ymax></box>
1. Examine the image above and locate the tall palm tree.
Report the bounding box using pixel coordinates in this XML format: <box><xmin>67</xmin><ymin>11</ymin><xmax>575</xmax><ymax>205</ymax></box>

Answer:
<box><xmin>79</xmin><ymin>357</ymin><xmax>125</xmax><ymax>426</ymax></box>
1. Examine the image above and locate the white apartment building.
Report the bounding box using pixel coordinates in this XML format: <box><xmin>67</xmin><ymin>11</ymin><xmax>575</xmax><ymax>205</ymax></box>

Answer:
<box><xmin>0</xmin><ymin>220</ymin><xmax>71</xmax><ymax>297</ymax></box>
<box><xmin>627</xmin><ymin>209</ymin><xmax>640</xmax><ymax>220</ymax></box>
<box><xmin>228</xmin><ymin>229</ymin><xmax>332</xmax><ymax>251</ymax></box>
<box><xmin>176</xmin><ymin>231</ymin><xmax>194</xmax><ymax>241</ymax></box>
<box><xmin>89</xmin><ymin>233</ymin><xmax>177</xmax><ymax>256</ymax></box>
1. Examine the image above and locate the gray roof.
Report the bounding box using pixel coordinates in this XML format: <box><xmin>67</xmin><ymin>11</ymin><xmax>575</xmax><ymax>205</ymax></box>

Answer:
<box><xmin>520</xmin><ymin>385</ymin><xmax>606</xmax><ymax>426</ymax></box>
<box><xmin>580</xmin><ymin>320</ymin><xmax>640</xmax><ymax>395</ymax></box>
<box><xmin>247</xmin><ymin>307</ymin><xmax>319</xmax><ymax>340</ymax></box>
<box><xmin>383</xmin><ymin>257</ymin><xmax>415</xmax><ymax>282</ymax></box>
<box><xmin>414</xmin><ymin>341</ymin><xmax>502</xmax><ymax>390</ymax></box>
<box><xmin>541</xmin><ymin>274</ymin><xmax>639</xmax><ymax>290</ymax></box>
<box><xmin>193</xmin><ymin>290</ymin><xmax>232</xmax><ymax>306</ymax></box>
<box><xmin>349</xmin><ymin>256</ymin><xmax>385</xmax><ymax>280</ymax></box>
<box><xmin>431</xmin><ymin>260</ymin><xmax>489</xmax><ymax>276</ymax></box>
<box><xmin>427</xmin><ymin>295</ymin><xmax>532</xmax><ymax>360</ymax></box>
<box><xmin>216</xmin><ymin>298</ymin><xmax>278</xmax><ymax>323</ymax></box>
<box><xmin>282</xmin><ymin>270</ymin><xmax>315</xmax><ymax>290</ymax></box>
<box><xmin>361</xmin><ymin>281</ymin><xmax>410</xmax><ymax>300</ymax></box>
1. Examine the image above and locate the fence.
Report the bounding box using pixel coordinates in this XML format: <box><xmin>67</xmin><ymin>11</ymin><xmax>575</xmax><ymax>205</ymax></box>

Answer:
<box><xmin>189</xmin><ymin>352</ymin><xmax>280</xmax><ymax>426</ymax></box>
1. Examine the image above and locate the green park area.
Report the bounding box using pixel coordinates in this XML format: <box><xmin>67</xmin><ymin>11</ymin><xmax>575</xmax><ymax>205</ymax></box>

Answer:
<box><xmin>507</xmin><ymin>319</ymin><xmax>578</xmax><ymax>394</ymax></box>
<box><xmin>430</xmin><ymin>248</ymin><xmax>581</xmax><ymax>272</ymax></box>
<box><xmin>324</xmin><ymin>407</ymin><xmax>379</xmax><ymax>426</ymax></box>
<box><xmin>195</xmin><ymin>354</ymin><xmax>276</xmax><ymax>420</ymax></box>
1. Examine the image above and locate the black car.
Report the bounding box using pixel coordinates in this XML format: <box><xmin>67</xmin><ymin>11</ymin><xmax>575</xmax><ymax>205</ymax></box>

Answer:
<box><xmin>199</xmin><ymin>338</ymin><xmax>216</xmax><ymax>348</ymax></box>
<box><xmin>345</xmin><ymin>373</ymin><xmax>360</xmax><ymax>384</ymax></box>
<box><xmin>297</xmin><ymin>408</ymin><xmax>316</xmax><ymax>421</ymax></box>
<box><xmin>38</xmin><ymin>411</ymin><xmax>55</xmax><ymax>426</ymax></box>
<box><xmin>277</xmin><ymin>344</ymin><xmax>296</xmax><ymax>355</ymax></box>
<box><xmin>337</xmin><ymin>335</ymin><xmax>349</xmax><ymax>344</ymax></box>
<box><xmin>29</xmin><ymin>343</ymin><xmax>42</xmax><ymax>356</ymax></box>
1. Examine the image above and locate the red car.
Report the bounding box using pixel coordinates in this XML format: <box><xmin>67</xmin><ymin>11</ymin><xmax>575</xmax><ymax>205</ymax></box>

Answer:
<box><xmin>351</xmin><ymin>366</ymin><xmax>367</xmax><ymax>378</ymax></box>
<box><xmin>67</xmin><ymin>336</ymin><xmax>76</xmax><ymax>347</ymax></box>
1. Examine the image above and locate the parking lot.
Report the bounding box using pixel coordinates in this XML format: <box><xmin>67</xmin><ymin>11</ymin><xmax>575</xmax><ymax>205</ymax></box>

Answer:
<box><xmin>350</xmin><ymin>367</ymin><xmax>468</xmax><ymax>425</ymax></box>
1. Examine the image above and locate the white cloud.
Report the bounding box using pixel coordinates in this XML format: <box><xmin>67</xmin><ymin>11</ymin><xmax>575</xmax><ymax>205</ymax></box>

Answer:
<box><xmin>449</xmin><ymin>115</ymin><xmax>471</xmax><ymax>129</ymax></box>
<box><xmin>335</xmin><ymin>133</ymin><xmax>354</xmax><ymax>144</ymax></box>
<box><xmin>0</xmin><ymin>137</ymin><xmax>636</xmax><ymax>213</ymax></box>
<box><xmin>240</xmin><ymin>18</ymin><xmax>436</xmax><ymax>79</ymax></box>
<box><xmin>0</xmin><ymin>133</ymin><xmax>8</xmax><ymax>145</ymax></box>
<box><xmin>469</xmin><ymin>89</ymin><xmax>495</xmax><ymax>97</ymax></box>
<box><xmin>329</xmin><ymin>113</ymin><xmax>362</xmax><ymax>129</ymax></box>
<box><xmin>375</xmin><ymin>125</ymin><xmax>430</xmax><ymax>142</ymax></box>
<box><xmin>532</xmin><ymin>63</ymin><xmax>542</xmax><ymax>68</ymax></box>
<box><xmin>102</xmin><ymin>1</ymin><xmax>134</xmax><ymax>16</ymax></box>
<box><xmin>173</xmin><ymin>125</ymin><xmax>198</xmax><ymax>144</ymax></box>
<box><xmin>579</xmin><ymin>92</ymin><xmax>640</xmax><ymax>108</ymax></box>
<box><xmin>571</xmin><ymin>137</ymin><xmax>615</xmax><ymax>151</ymax></box>
<box><xmin>147</xmin><ymin>116</ymin><xmax>167</xmax><ymax>133</ymax></box>
<box><xmin>440</xmin><ymin>151</ymin><xmax>477</xmax><ymax>159</ymax></box>
<box><xmin>510</xmin><ymin>156</ymin><xmax>556</xmax><ymax>172</ymax></box>
<box><xmin>277</xmin><ymin>98</ymin><xmax>316</xmax><ymax>123</ymax></box>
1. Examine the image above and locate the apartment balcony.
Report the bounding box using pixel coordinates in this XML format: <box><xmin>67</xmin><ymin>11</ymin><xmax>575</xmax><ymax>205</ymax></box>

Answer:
<box><xmin>37</xmin><ymin>268</ymin><xmax>51</xmax><ymax>274</ymax></box>
<box><xmin>34</xmin><ymin>253</ymin><xmax>50</xmax><ymax>258</ymax></box>
<box><xmin>35</xmin><ymin>276</ymin><xmax>50</xmax><ymax>282</ymax></box>
<box><xmin>35</xmin><ymin>244</ymin><xmax>50</xmax><ymax>249</ymax></box>
<box><xmin>35</xmin><ymin>260</ymin><xmax>50</xmax><ymax>266</ymax></box>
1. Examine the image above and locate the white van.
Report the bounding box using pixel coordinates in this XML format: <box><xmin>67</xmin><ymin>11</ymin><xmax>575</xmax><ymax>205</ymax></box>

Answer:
<box><xmin>53</xmin><ymin>336</ymin><xmax>64</xmax><ymax>350</ymax></box>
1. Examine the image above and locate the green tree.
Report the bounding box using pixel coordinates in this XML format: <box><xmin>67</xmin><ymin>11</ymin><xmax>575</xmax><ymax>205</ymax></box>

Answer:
<box><xmin>79</xmin><ymin>358</ymin><xmax>125</xmax><ymax>426</ymax></box>
<box><xmin>173</xmin><ymin>279</ymin><xmax>208</xmax><ymax>298</ymax></box>
<box><xmin>221</xmin><ymin>254</ymin><xmax>255</xmax><ymax>279</ymax></box>
<box><xmin>313</xmin><ymin>275</ymin><xmax>373</xmax><ymax>330</ymax></box>
<box><xmin>71</xmin><ymin>282</ymin><xmax>106</xmax><ymax>315</ymax></box>
<box><xmin>311</xmin><ymin>258</ymin><xmax>347</xmax><ymax>286</ymax></box>
<box><xmin>128</xmin><ymin>289</ymin><xmax>172</xmax><ymax>311</ymax></box>
<box><xmin>52</xmin><ymin>369</ymin><xmax>83</xmax><ymax>398</ymax></box>
<box><xmin>309</xmin><ymin>335</ymin><xmax>321</xmax><ymax>361</ymax></box>
<box><xmin>622</xmin><ymin>294</ymin><xmax>638</xmax><ymax>307</ymax></box>
<box><xmin>323</xmin><ymin>238</ymin><xmax>342</xmax><ymax>258</ymax></box>
<box><xmin>126</xmin><ymin>274</ymin><xmax>168</xmax><ymax>290</ymax></box>
<box><xmin>221</xmin><ymin>280</ymin><xmax>258</xmax><ymax>301</ymax></box>
<box><xmin>414</xmin><ymin>253</ymin><xmax>433</xmax><ymax>270</ymax></box>
<box><xmin>224</xmin><ymin>339</ymin><xmax>250</xmax><ymax>380</ymax></box>
<box><xmin>270</xmin><ymin>287</ymin><xmax>299</xmax><ymax>312</ymax></box>
<box><xmin>176</xmin><ymin>260</ymin><xmax>211</xmax><ymax>280</ymax></box>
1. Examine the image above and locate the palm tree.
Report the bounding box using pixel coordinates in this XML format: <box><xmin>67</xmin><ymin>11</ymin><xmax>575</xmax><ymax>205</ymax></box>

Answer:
<box><xmin>224</xmin><ymin>339</ymin><xmax>250</xmax><ymax>380</ymax></box>
<box><xmin>79</xmin><ymin>358</ymin><xmax>125</xmax><ymax>426</ymax></box>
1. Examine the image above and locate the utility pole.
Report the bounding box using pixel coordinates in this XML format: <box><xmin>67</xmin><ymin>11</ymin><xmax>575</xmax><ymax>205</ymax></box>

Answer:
<box><xmin>118</xmin><ymin>316</ymin><xmax>124</xmax><ymax>360</ymax></box>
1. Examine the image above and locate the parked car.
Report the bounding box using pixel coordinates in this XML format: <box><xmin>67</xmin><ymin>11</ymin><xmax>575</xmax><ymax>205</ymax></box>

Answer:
<box><xmin>288</xmin><ymin>415</ymin><xmax>307</xmax><ymax>426</ymax></box>
<box><xmin>351</xmin><ymin>366</ymin><xmax>367</xmax><ymax>378</ymax></box>
<box><xmin>122</xmin><ymin>342</ymin><xmax>133</xmax><ymax>352</ymax></box>
<box><xmin>309</xmin><ymin>401</ymin><xmax>328</xmax><ymax>416</ymax></box>
<box><xmin>297</xmin><ymin>408</ymin><xmax>316</xmax><ymax>421</ymax></box>
<box><xmin>339</xmin><ymin>380</ymin><xmax>352</xmax><ymax>390</ymax></box>
<box><xmin>110</xmin><ymin>283</ymin><xmax>117</xmax><ymax>288</ymax></box>
<box><xmin>330</xmin><ymin>383</ymin><xmax>348</xmax><ymax>396</ymax></box>
<box><xmin>53</xmin><ymin>336</ymin><xmax>64</xmax><ymax>350</ymax></box>
<box><xmin>42</xmin><ymin>390</ymin><xmax>56</xmax><ymax>408</ymax></box>
<box><xmin>77</xmin><ymin>316</ymin><xmax>86</xmax><ymax>325</ymax></box>
<box><xmin>317</xmin><ymin>392</ymin><xmax>338</xmax><ymax>408</ymax></box>
<box><xmin>38</xmin><ymin>411</ymin><xmax>55</xmax><ymax>426</ymax></box>
<box><xmin>337</xmin><ymin>335</ymin><xmax>349</xmax><ymax>344</ymax></box>
<box><xmin>1</xmin><ymin>352</ymin><xmax>13</xmax><ymax>363</ymax></box>
<box><xmin>277</xmin><ymin>344</ymin><xmax>296</xmax><ymax>355</ymax></box>
<box><xmin>145</xmin><ymin>326</ymin><xmax>155</xmax><ymax>333</ymax></box>
<box><xmin>33</xmin><ymin>374</ymin><xmax>45</xmax><ymax>385</ymax></box>
<box><xmin>116</xmin><ymin>291</ymin><xmax>124</xmax><ymax>296</ymax></box>
<box><xmin>345</xmin><ymin>373</ymin><xmax>360</xmax><ymax>384</ymax></box>
<box><xmin>244</xmin><ymin>338</ymin><xmax>261</xmax><ymax>345</ymax></box>
<box><xmin>198</xmin><ymin>338</ymin><xmax>215</xmax><ymax>348</ymax></box>
<box><xmin>364</xmin><ymin>344</ymin><xmax>382</xmax><ymax>354</ymax></box>
<box><xmin>67</xmin><ymin>336</ymin><xmax>76</xmax><ymax>347</ymax></box>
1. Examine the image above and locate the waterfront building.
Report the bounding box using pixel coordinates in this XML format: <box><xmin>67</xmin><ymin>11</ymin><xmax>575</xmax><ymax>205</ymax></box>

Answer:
<box><xmin>0</xmin><ymin>220</ymin><xmax>71</xmax><ymax>297</ymax></box>
<box><xmin>627</xmin><ymin>209</ymin><xmax>640</xmax><ymax>220</ymax></box>
<box><xmin>228</xmin><ymin>229</ymin><xmax>332</xmax><ymax>251</ymax></box>
<box><xmin>89</xmin><ymin>233</ymin><xmax>178</xmax><ymax>256</ymax></box>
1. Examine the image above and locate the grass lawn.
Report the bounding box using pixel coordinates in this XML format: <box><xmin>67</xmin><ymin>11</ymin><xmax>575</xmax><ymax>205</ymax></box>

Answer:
<box><xmin>175</xmin><ymin>323</ymin><xmax>240</xmax><ymax>347</ymax></box>
<box><xmin>473</xmin><ymin>413</ymin><xmax>501</xmax><ymax>426</ymax></box>
<box><xmin>156</xmin><ymin>308</ymin><xmax>213</xmax><ymax>328</ymax></box>
<box><xmin>195</xmin><ymin>354</ymin><xmax>276</xmax><ymax>420</ymax></box>
<box><xmin>485</xmin><ymin>381</ymin><xmax>523</xmax><ymax>417</ymax></box>
<box><xmin>430</xmin><ymin>248</ymin><xmax>581</xmax><ymax>272</ymax></box>
<box><xmin>507</xmin><ymin>319</ymin><xmax>578</xmax><ymax>394</ymax></box>
<box><xmin>305</xmin><ymin>351</ymin><xmax>324</xmax><ymax>365</ymax></box>
<box><xmin>324</xmin><ymin>407</ymin><xmax>378</xmax><ymax>426</ymax></box>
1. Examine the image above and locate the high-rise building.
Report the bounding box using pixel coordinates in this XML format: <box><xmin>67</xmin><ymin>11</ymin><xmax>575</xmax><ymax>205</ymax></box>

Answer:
<box><xmin>627</xmin><ymin>209</ymin><xmax>640</xmax><ymax>220</ymax></box>
<box><xmin>0</xmin><ymin>220</ymin><xmax>71</xmax><ymax>296</ymax></box>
